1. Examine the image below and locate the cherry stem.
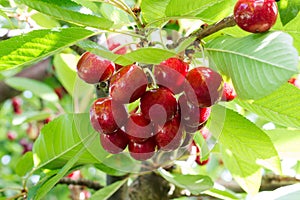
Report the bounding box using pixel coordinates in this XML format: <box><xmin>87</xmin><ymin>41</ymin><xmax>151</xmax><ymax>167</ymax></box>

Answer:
<box><xmin>143</xmin><ymin>67</ymin><xmax>157</xmax><ymax>88</ymax></box>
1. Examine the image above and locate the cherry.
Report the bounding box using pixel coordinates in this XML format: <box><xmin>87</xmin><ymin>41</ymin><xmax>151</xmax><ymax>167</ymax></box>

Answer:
<box><xmin>100</xmin><ymin>128</ymin><xmax>129</xmax><ymax>154</ymax></box>
<box><xmin>155</xmin><ymin>115</ymin><xmax>184</xmax><ymax>151</ymax></box>
<box><xmin>67</xmin><ymin>170</ymin><xmax>82</xmax><ymax>180</ymax></box>
<box><xmin>7</xmin><ymin>131</ymin><xmax>17</xmax><ymax>141</ymax></box>
<box><xmin>19</xmin><ymin>138</ymin><xmax>33</xmax><ymax>154</ymax></box>
<box><xmin>154</xmin><ymin>57</ymin><xmax>189</xmax><ymax>94</ymax></box>
<box><xmin>234</xmin><ymin>0</ymin><xmax>278</xmax><ymax>33</ymax></box>
<box><xmin>107</xmin><ymin>36</ymin><xmax>127</xmax><ymax>55</ymax></box>
<box><xmin>11</xmin><ymin>97</ymin><xmax>22</xmax><ymax>114</ymax></box>
<box><xmin>178</xmin><ymin>94</ymin><xmax>211</xmax><ymax>129</ymax></box>
<box><xmin>288</xmin><ymin>77</ymin><xmax>300</xmax><ymax>89</ymax></box>
<box><xmin>110</xmin><ymin>64</ymin><xmax>148</xmax><ymax>104</ymax></box>
<box><xmin>128</xmin><ymin>138</ymin><xmax>156</xmax><ymax>161</ymax></box>
<box><xmin>185</xmin><ymin>67</ymin><xmax>223</xmax><ymax>107</ymax></box>
<box><xmin>221</xmin><ymin>82</ymin><xmax>237</xmax><ymax>102</ymax></box>
<box><xmin>90</xmin><ymin>97</ymin><xmax>127</xmax><ymax>134</ymax></box>
<box><xmin>199</xmin><ymin>127</ymin><xmax>211</xmax><ymax>140</ymax></box>
<box><xmin>54</xmin><ymin>86</ymin><xmax>67</xmax><ymax>100</ymax></box>
<box><xmin>191</xmin><ymin>141</ymin><xmax>209</xmax><ymax>166</ymax></box>
<box><xmin>125</xmin><ymin>113</ymin><xmax>154</xmax><ymax>143</ymax></box>
<box><xmin>77</xmin><ymin>52</ymin><xmax>115</xmax><ymax>84</ymax></box>
<box><xmin>140</xmin><ymin>87</ymin><xmax>177</xmax><ymax>124</ymax></box>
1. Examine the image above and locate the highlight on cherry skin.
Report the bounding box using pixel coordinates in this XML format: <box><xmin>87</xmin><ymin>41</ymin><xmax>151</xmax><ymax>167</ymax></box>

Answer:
<box><xmin>76</xmin><ymin>53</ymin><xmax>225</xmax><ymax>162</ymax></box>
<box><xmin>234</xmin><ymin>0</ymin><xmax>278</xmax><ymax>33</ymax></box>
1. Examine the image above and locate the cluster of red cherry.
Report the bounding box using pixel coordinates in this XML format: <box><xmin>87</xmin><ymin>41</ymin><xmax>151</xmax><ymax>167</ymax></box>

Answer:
<box><xmin>77</xmin><ymin>52</ymin><xmax>236</xmax><ymax>161</ymax></box>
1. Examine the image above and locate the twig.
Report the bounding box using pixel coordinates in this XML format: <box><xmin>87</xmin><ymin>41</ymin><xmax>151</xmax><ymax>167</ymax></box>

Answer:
<box><xmin>57</xmin><ymin>177</ymin><xmax>103</xmax><ymax>190</ymax></box>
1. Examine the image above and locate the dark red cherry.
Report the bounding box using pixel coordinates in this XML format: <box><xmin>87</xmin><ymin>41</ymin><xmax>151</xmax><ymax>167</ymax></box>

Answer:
<box><xmin>154</xmin><ymin>57</ymin><xmax>189</xmax><ymax>94</ymax></box>
<box><xmin>178</xmin><ymin>94</ymin><xmax>211</xmax><ymax>129</ymax></box>
<box><xmin>11</xmin><ymin>97</ymin><xmax>22</xmax><ymax>114</ymax></box>
<box><xmin>221</xmin><ymin>82</ymin><xmax>237</xmax><ymax>102</ymax></box>
<box><xmin>125</xmin><ymin>113</ymin><xmax>154</xmax><ymax>143</ymax></box>
<box><xmin>100</xmin><ymin>128</ymin><xmax>129</xmax><ymax>154</ymax></box>
<box><xmin>128</xmin><ymin>138</ymin><xmax>156</xmax><ymax>161</ymax></box>
<box><xmin>234</xmin><ymin>0</ymin><xmax>278</xmax><ymax>33</ymax></box>
<box><xmin>77</xmin><ymin>52</ymin><xmax>115</xmax><ymax>84</ymax></box>
<box><xmin>90</xmin><ymin>97</ymin><xmax>127</xmax><ymax>134</ymax></box>
<box><xmin>155</xmin><ymin>115</ymin><xmax>184</xmax><ymax>151</ymax></box>
<box><xmin>140</xmin><ymin>87</ymin><xmax>177</xmax><ymax>124</ymax></box>
<box><xmin>185</xmin><ymin>67</ymin><xmax>223</xmax><ymax>107</ymax></box>
<box><xmin>110</xmin><ymin>64</ymin><xmax>148</xmax><ymax>104</ymax></box>
<box><xmin>7</xmin><ymin>131</ymin><xmax>17</xmax><ymax>141</ymax></box>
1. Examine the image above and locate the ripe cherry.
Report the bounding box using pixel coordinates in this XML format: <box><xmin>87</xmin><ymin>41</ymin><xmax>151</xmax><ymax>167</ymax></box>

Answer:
<box><xmin>7</xmin><ymin>131</ymin><xmax>17</xmax><ymax>141</ymax></box>
<box><xmin>107</xmin><ymin>36</ymin><xmax>127</xmax><ymax>55</ymax></box>
<box><xmin>185</xmin><ymin>67</ymin><xmax>223</xmax><ymax>107</ymax></box>
<box><xmin>154</xmin><ymin>57</ymin><xmax>189</xmax><ymax>94</ymax></box>
<box><xmin>128</xmin><ymin>138</ymin><xmax>156</xmax><ymax>161</ymax></box>
<box><xmin>100</xmin><ymin>128</ymin><xmax>129</xmax><ymax>154</ymax></box>
<box><xmin>178</xmin><ymin>94</ymin><xmax>211</xmax><ymax>129</ymax></box>
<box><xmin>125</xmin><ymin>113</ymin><xmax>154</xmax><ymax>143</ymax></box>
<box><xmin>90</xmin><ymin>97</ymin><xmax>127</xmax><ymax>134</ymax></box>
<box><xmin>140</xmin><ymin>87</ymin><xmax>177</xmax><ymax>124</ymax></box>
<box><xmin>110</xmin><ymin>64</ymin><xmax>148</xmax><ymax>104</ymax></box>
<box><xmin>221</xmin><ymin>82</ymin><xmax>237</xmax><ymax>102</ymax></box>
<box><xmin>234</xmin><ymin>0</ymin><xmax>278</xmax><ymax>33</ymax></box>
<box><xmin>77</xmin><ymin>52</ymin><xmax>115</xmax><ymax>84</ymax></box>
<box><xmin>155</xmin><ymin>115</ymin><xmax>183</xmax><ymax>151</ymax></box>
<box><xmin>191</xmin><ymin>141</ymin><xmax>209</xmax><ymax>166</ymax></box>
<box><xmin>11</xmin><ymin>97</ymin><xmax>22</xmax><ymax>114</ymax></box>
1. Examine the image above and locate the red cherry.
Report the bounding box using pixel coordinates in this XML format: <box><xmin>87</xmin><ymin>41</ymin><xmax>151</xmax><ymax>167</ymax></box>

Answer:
<box><xmin>7</xmin><ymin>131</ymin><xmax>17</xmax><ymax>141</ymax></box>
<box><xmin>234</xmin><ymin>0</ymin><xmax>278</xmax><ymax>33</ymax></box>
<box><xmin>100</xmin><ymin>128</ymin><xmax>129</xmax><ymax>154</ymax></box>
<box><xmin>128</xmin><ymin>138</ymin><xmax>156</xmax><ymax>161</ymax></box>
<box><xmin>125</xmin><ymin>113</ymin><xmax>154</xmax><ymax>143</ymax></box>
<box><xmin>77</xmin><ymin>52</ymin><xmax>115</xmax><ymax>84</ymax></box>
<box><xmin>288</xmin><ymin>77</ymin><xmax>300</xmax><ymax>89</ymax></box>
<box><xmin>54</xmin><ymin>87</ymin><xmax>67</xmax><ymax>100</ymax></box>
<box><xmin>185</xmin><ymin>67</ymin><xmax>223</xmax><ymax>107</ymax></box>
<box><xmin>191</xmin><ymin>141</ymin><xmax>209</xmax><ymax>166</ymax></box>
<box><xmin>154</xmin><ymin>57</ymin><xmax>189</xmax><ymax>94</ymax></box>
<box><xmin>90</xmin><ymin>97</ymin><xmax>127</xmax><ymax>134</ymax></box>
<box><xmin>221</xmin><ymin>82</ymin><xmax>237</xmax><ymax>102</ymax></box>
<box><xmin>109</xmin><ymin>64</ymin><xmax>148</xmax><ymax>104</ymax></box>
<box><xmin>155</xmin><ymin>115</ymin><xmax>184</xmax><ymax>151</ymax></box>
<box><xmin>178</xmin><ymin>94</ymin><xmax>211</xmax><ymax>129</ymax></box>
<box><xmin>11</xmin><ymin>97</ymin><xmax>22</xmax><ymax>114</ymax></box>
<box><xmin>140</xmin><ymin>87</ymin><xmax>177</xmax><ymax>124</ymax></box>
<box><xmin>107</xmin><ymin>38</ymin><xmax>127</xmax><ymax>55</ymax></box>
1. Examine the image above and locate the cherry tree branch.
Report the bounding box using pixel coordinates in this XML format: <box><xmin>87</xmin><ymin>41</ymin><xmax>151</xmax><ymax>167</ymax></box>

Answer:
<box><xmin>57</xmin><ymin>177</ymin><xmax>103</xmax><ymax>190</ymax></box>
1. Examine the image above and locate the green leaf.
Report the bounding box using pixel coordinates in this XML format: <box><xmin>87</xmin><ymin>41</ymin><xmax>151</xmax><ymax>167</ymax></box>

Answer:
<box><xmin>265</xmin><ymin>129</ymin><xmax>300</xmax><ymax>160</ymax></box>
<box><xmin>278</xmin><ymin>0</ymin><xmax>300</xmax><ymax>26</ymax></box>
<box><xmin>283</xmin><ymin>12</ymin><xmax>300</xmax><ymax>52</ymax></box>
<box><xmin>15</xmin><ymin>152</ymin><xmax>34</xmax><ymax>176</ymax></box>
<box><xmin>193</xmin><ymin>131</ymin><xmax>209</xmax><ymax>161</ymax></box>
<box><xmin>221</xmin><ymin>146</ymin><xmax>262</xmax><ymax>195</ymax></box>
<box><xmin>90</xmin><ymin>179</ymin><xmax>128</xmax><ymax>200</ymax></box>
<box><xmin>100</xmin><ymin>3</ymin><xmax>130</xmax><ymax>28</ymax></box>
<box><xmin>209</xmin><ymin>105</ymin><xmax>281</xmax><ymax>174</ymax></box>
<box><xmin>31</xmin><ymin>12</ymin><xmax>61</xmax><ymax>28</ymax></box>
<box><xmin>53</xmin><ymin>53</ymin><xmax>78</xmax><ymax>96</ymax></box>
<box><xmin>141</xmin><ymin>0</ymin><xmax>170</xmax><ymax>23</ymax></box>
<box><xmin>209</xmin><ymin>105</ymin><xmax>283</xmax><ymax>194</ymax></box>
<box><xmin>34</xmin><ymin>146</ymin><xmax>89</xmax><ymax>200</ymax></box>
<box><xmin>12</xmin><ymin>111</ymin><xmax>51</xmax><ymax>125</ymax></box>
<box><xmin>204</xmin><ymin>187</ymin><xmax>242</xmax><ymax>200</ymax></box>
<box><xmin>0</xmin><ymin>27</ymin><xmax>94</xmax><ymax>71</ymax></box>
<box><xmin>236</xmin><ymin>83</ymin><xmax>300</xmax><ymax>128</ymax></box>
<box><xmin>77</xmin><ymin>40</ymin><xmax>119</xmax><ymax>62</ymax></box>
<box><xmin>116</xmin><ymin>48</ymin><xmax>176</xmax><ymax>65</ymax></box>
<box><xmin>158</xmin><ymin>168</ymin><xmax>213</xmax><ymax>194</ymax></box>
<box><xmin>166</xmin><ymin>0</ymin><xmax>234</xmax><ymax>22</ymax></box>
<box><xmin>33</xmin><ymin>114</ymin><xmax>106</xmax><ymax>169</ymax></box>
<box><xmin>206</xmin><ymin>31</ymin><xmax>299</xmax><ymax>100</ymax></box>
<box><xmin>70</xmin><ymin>0</ymin><xmax>100</xmax><ymax>14</ymax></box>
<box><xmin>0</xmin><ymin>9</ymin><xmax>13</xmax><ymax>28</ymax></box>
<box><xmin>22</xmin><ymin>0</ymin><xmax>113</xmax><ymax>29</ymax></box>
<box><xmin>5</xmin><ymin>77</ymin><xmax>58</xmax><ymax>102</ymax></box>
